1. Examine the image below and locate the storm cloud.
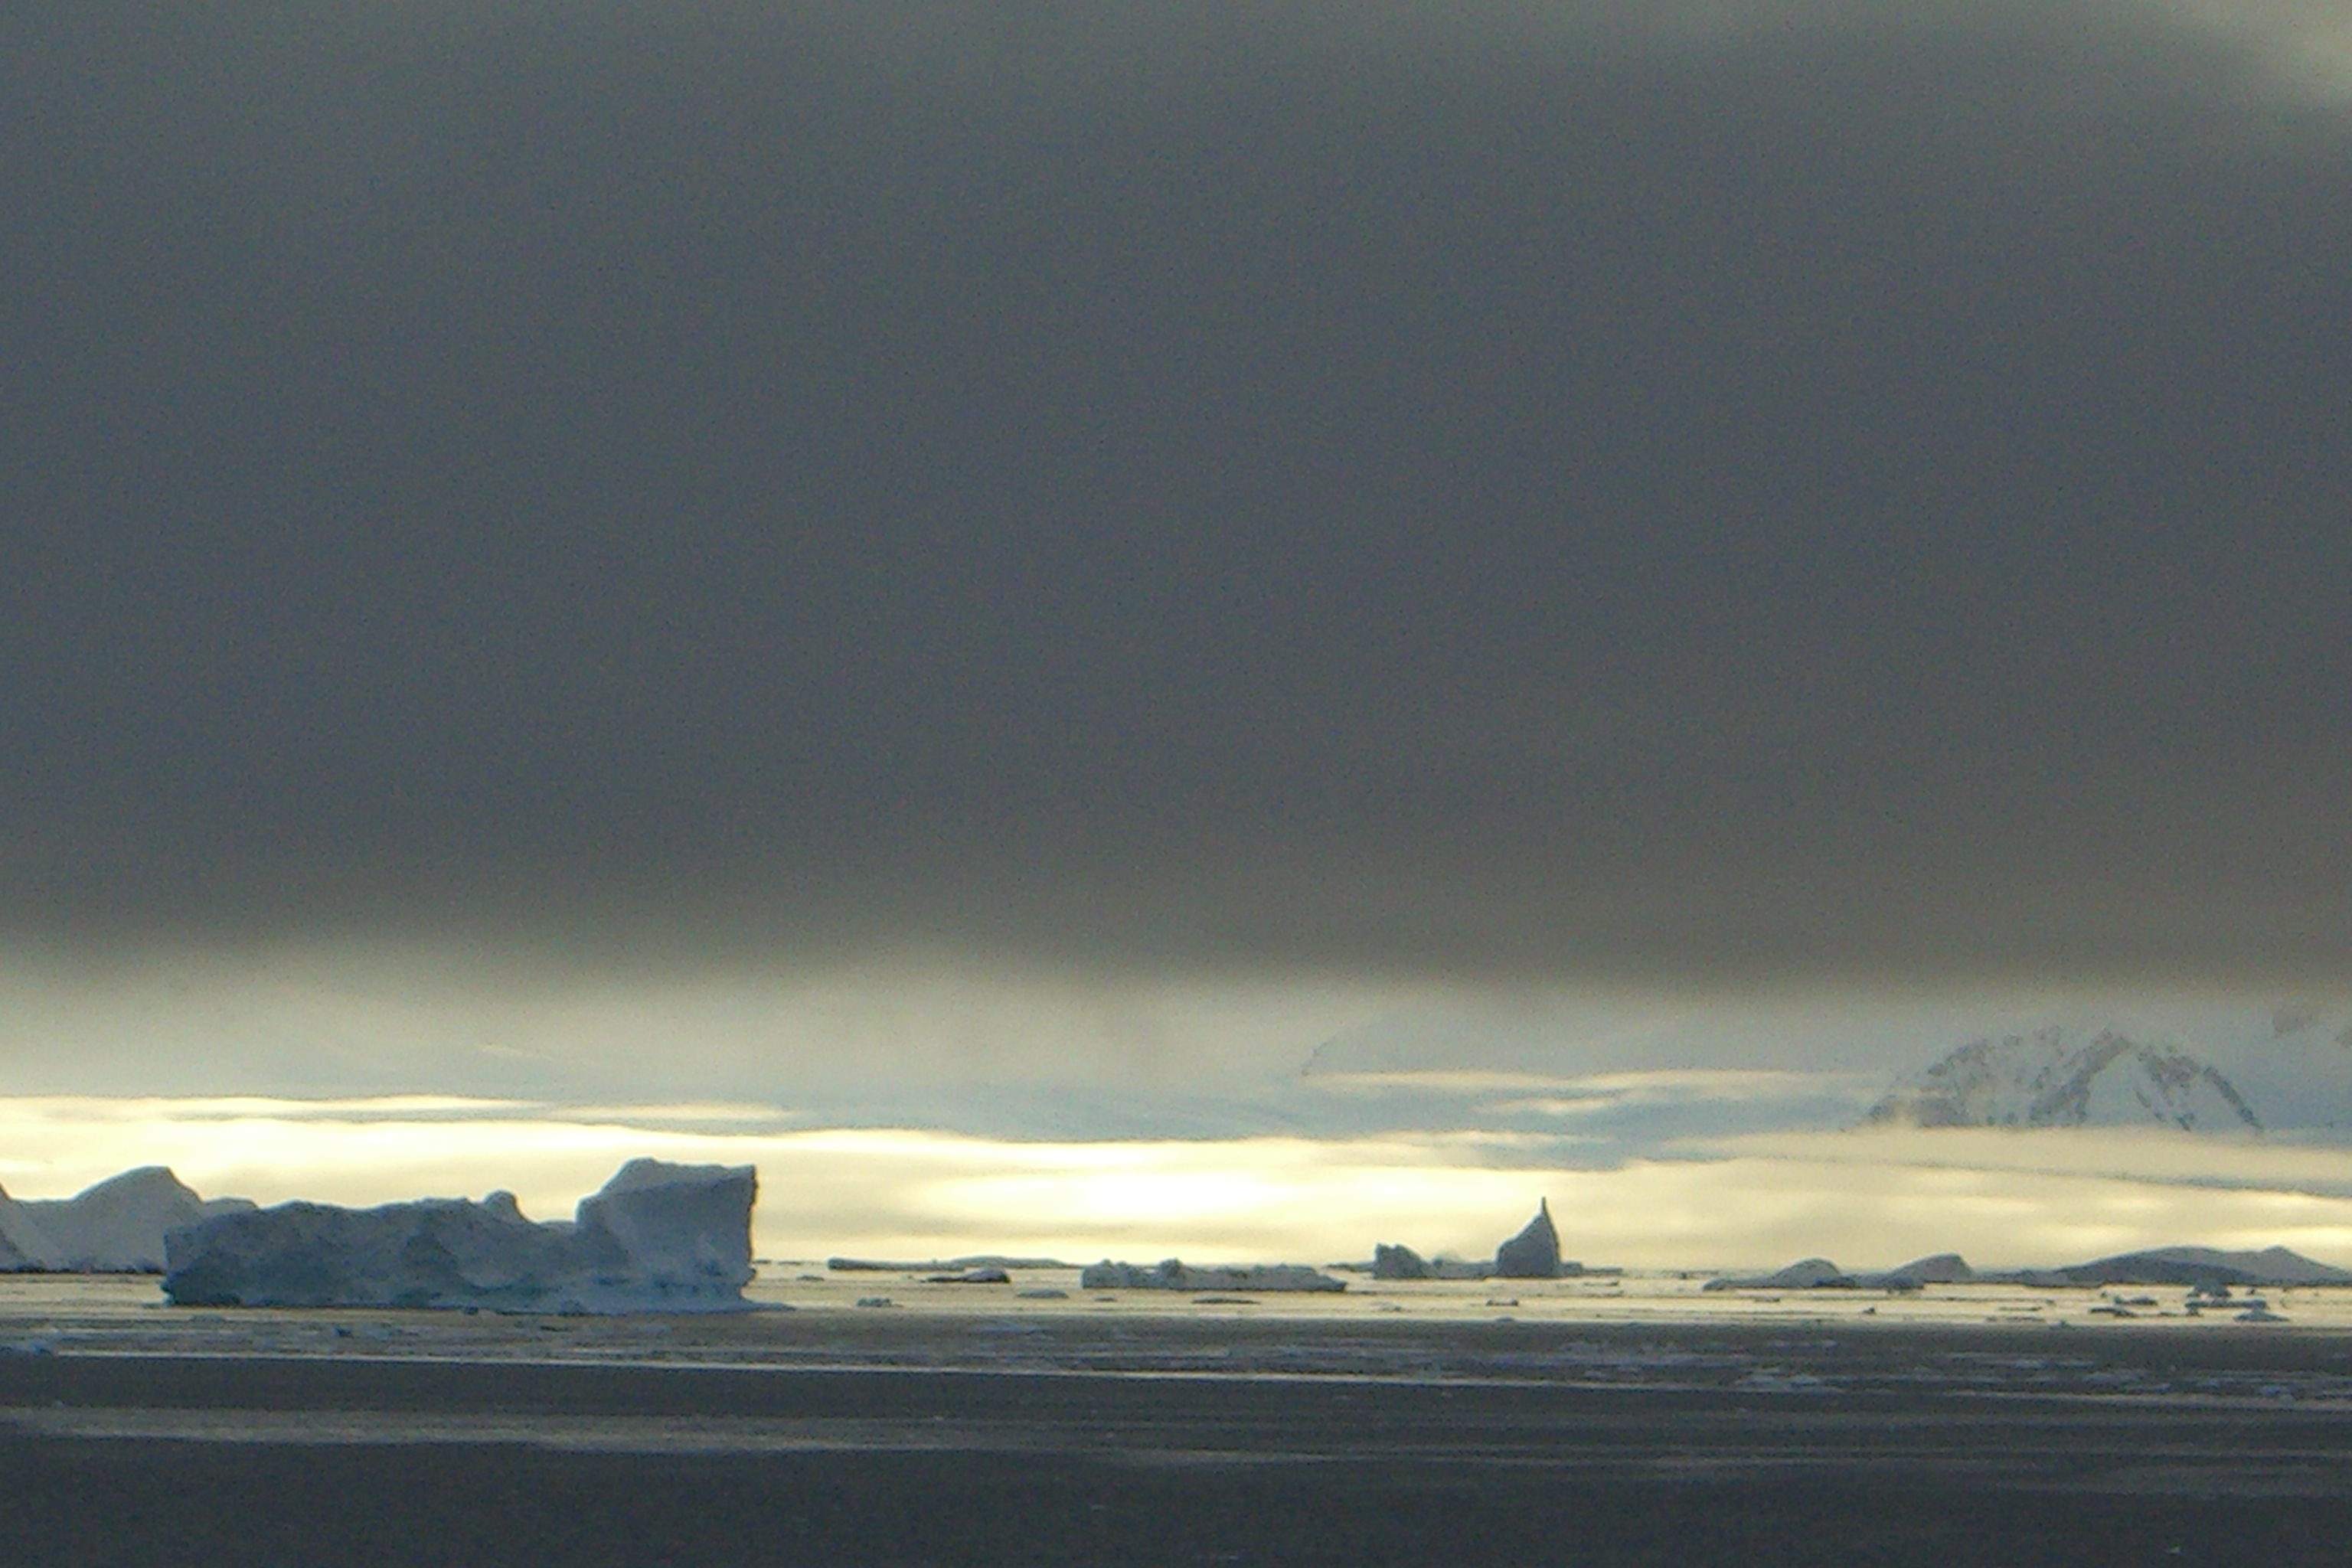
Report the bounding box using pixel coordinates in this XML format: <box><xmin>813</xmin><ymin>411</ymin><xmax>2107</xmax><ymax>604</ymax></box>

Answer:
<box><xmin>6</xmin><ymin>0</ymin><xmax>2349</xmax><ymax>986</ymax></box>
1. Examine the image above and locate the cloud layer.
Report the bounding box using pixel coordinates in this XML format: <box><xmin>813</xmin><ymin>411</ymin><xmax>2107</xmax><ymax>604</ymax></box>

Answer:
<box><xmin>2</xmin><ymin>2</ymin><xmax>2347</xmax><ymax>991</ymax></box>
<box><xmin>11</xmin><ymin>1096</ymin><xmax>2352</xmax><ymax>1270</ymax></box>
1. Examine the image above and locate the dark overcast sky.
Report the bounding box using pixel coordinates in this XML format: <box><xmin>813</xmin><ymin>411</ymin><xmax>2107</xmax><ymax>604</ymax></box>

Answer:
<box><xmin>5</xmin><ymin>1</ymin><xmax>2349</xmax><ymax>985</ymax></box>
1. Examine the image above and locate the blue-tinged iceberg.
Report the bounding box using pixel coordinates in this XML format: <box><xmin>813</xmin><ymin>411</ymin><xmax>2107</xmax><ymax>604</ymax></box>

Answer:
<box><xmin>1493</xmin><ymin>1199</ymin><xmax>1571</xmax><ymax>1279</ymax></box>
<box><xmin>162</xmin><ymin>1159</ymin><xmax>756</xmax><ymax>1313</ymax></box>
<box><xmin>0</xmin><ymin>1168</ymin><xmax>254</xmax><ymax>1273</ymax></box>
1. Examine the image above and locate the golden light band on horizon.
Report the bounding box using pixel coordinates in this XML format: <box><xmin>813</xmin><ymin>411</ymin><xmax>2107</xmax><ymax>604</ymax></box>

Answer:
<box><xmin>5</xmin><ymin>1097</ymin><xmax>2352</xmax><ymax>1274</ymax></box>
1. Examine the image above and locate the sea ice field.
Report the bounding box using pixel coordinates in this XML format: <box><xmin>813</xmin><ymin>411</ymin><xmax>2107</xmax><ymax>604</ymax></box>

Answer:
<box><xmin>11</xmin><ymin>1269</ymin><xmax>2352</xmax><ymax>1565</ymax></box>
<box><xmin>8</xmin><ymin>1266</ymin><xmax>2352</xmax><ymax>1389</ymax></box>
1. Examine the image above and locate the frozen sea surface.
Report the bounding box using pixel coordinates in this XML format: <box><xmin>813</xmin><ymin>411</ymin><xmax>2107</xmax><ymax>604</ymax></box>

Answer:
<box><xmin>8</xmin><ymin>1269</ymin><xmax>2352</xmax><ymax>1405</ymax></box>
<box><xmin>8</xmin><ymin>1273</ymin><xmax>2352</xmax><ymax>1564</ymax></box>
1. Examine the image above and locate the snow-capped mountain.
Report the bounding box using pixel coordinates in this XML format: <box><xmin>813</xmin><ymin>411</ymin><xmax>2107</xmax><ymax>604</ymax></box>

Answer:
<box><xmin>1865</xmin><ymin>1025</ymin><xmax>2262</xmax><ymax>1132</ymax></box>
<box><xmin>1285</xmin><ymin>996</ymin><xmax>2352</xmax><ymax>1148</ymax></box>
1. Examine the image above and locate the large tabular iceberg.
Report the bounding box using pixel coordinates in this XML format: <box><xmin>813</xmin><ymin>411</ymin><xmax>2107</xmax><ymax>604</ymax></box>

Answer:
<box><xmin>162</xmin><ymin>1159</ymin><xmax>757</xmax><ymax>1313</ymax></box>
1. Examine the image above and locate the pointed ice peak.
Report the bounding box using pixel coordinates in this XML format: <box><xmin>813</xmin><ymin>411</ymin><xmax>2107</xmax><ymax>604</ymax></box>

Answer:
<box><xmin>1494</xmin><ymin>1199</ymin><xmax>1564</xmax><ymax>1279</ymax></box>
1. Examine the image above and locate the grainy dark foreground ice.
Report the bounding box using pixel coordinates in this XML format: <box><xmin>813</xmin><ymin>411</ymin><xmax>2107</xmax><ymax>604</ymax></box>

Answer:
<box><xmin>7</xmin><ymin>1279</ymin><xmax>2352</xmax><ymax>1563</ymax></box>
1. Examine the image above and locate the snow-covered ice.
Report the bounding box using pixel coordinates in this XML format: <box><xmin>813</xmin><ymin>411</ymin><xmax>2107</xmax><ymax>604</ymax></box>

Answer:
<box><xmin>1</xmin><ymin>1168</ymin><xmax>253</xmax><ymax>1273</ymax></box>
<box><xmin>1079</xmin><ymin>1259</ymin><xmax>1346</xmax><ymax>1292</ymax></box>
<box><xmin>162</xmin><ymin>1159</ymin><xmax>756</xmax><ymax>1313</ymax></box>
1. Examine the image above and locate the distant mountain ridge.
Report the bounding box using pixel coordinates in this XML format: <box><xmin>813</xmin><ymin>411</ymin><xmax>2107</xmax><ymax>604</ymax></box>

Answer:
<box><xmin>1866</xmin><ymin>1025</ymin><xmax>2262</xmax><ymax>1132</ymax></box>
<box><xmin>2061</xmin><ymin>1246</ymin><xmax>2352</xmax><ymax>1288</ymax></box>
<box><xmin>1707</xmin><ymin>1246</ymin><xmax>2352</xmax><ymax>1292</ymax></box>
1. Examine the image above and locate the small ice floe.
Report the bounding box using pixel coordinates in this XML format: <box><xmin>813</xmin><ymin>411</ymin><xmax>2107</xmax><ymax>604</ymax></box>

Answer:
<box><xmin>1191</xmin><ymin>1295</ymin><xmax>1258</xmax><ymax>1306</ymax></box>
<box><xmin>0</xmin><ymin>1336</ymin><xmax>57</xmax><ymax>1357</ymax></box>
<box><xmin>1732</xmin><ymin>1370</ymin><xmax>1834</xmax><ymax>1394</ymax></box>
<box><xmin>2087</xmin><ymin>1304</ymin><xmax>2137</xmax><ymax>1318</ymax></box>
<box><xmin>1014</xmin><ymin>1289</ymin><xmax>1068</xmax><ymax>1300</ymax></box>
<box><xmin>854</xmin><ymin>1297</ymin><xmax>897</xmax><ymax>1308</ymax></box>
<box><xmin>1082</xmin><ymin>1259</ymin><xmax>1344</xmax><ymax>1292</ymax></box>
<box><xmin>2236</xmin><ymin>1305</ymin><xmax>2288</xmax><ymax>1324</ymax></box>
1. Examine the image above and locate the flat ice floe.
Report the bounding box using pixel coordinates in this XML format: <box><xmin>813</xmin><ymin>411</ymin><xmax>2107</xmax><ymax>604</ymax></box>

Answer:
<box><xmin>1079</xmin><ymin>1259</ymin><xmax>1346</xmax><ymax>1292</ymax></box>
